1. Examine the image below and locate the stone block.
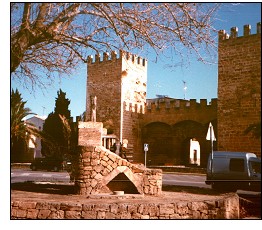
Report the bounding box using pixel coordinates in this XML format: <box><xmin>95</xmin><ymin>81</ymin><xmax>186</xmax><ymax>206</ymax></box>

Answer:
<box><xmin>26</xmin><ymin>209</ymin><xmax>39</xmax><ymax>219</ymax></box>
<box><xmin>102</xmin><ymin>168</ymin><xmax>110</xmax><ymax>176</ymax></box>
<box><xmin>118</xmin><ymin>204</ymin><xmax>128</xmax><ymax>213</ymax></box>
<box><xmin>127</xmin><ymin>204</ymin><xmax>138</xmax><ymax>214</ymax></box>
<box><xmin>82</xmin><ymin>152</ymin><xmax>92</xmax><ymax>159</ymax></box>
<box><xmin>65</xmin><ymin>210</ymin><xmax>81</xmax><ymax>219</ymax></box>
<box><xmin>38</xmin><ymin>209</ymin><xmax>51</xmax><ymax>219</ymax></box>
<box><xmin>169</xmin><ymin>213</ymin><xmax>181</xmax><ymax>219</ymax></box>
<box><xmin>106</xmin><ymin>164</ymin><xmax>113</xmax><ymax>171</ymax></box>
<box><xmin>11</xmin><ymin>208</ymin><xmax>18</xmax><ymax>218</ymax></box>
<box><xmin>16</xmin><ymin>209</ymin><xmax>27</xmax><ymax>218</ymax></box>
<box><xmin>94</xmin><ymin>173</ymin><xmax>103</xmax><ymax>180</ymax></box>
<box><xmin>94</xmin><ymin>165</ymin><xmax>104</xmax><ymax>173</ymax></box>
<box><xmin>159</xmin><ymin>204</ymin><xmax>175</xmax><ymax>215</ymax></box>
<box><xmin>140</xmin><ymin>214</ymin><xmax>150</xmax><ymax>219</ymax></box>
<box><xmin>97</xmin><ymin>211</ymin><xmax>106</xmax><ymax>219</ymax></box>
<box><xmin>105</xmin><ymin>212</ymin><xmax>116</xmax><ymax>219</ymax></box>
<box><xmin>91</xmin><ymin>171</ymin><xmax>97</xmax><ymax>178</ymax></box>
<box><xmin>48</xmin><ymin>210</ymin><xmax>65</xmax><ymax>219</ymax></box>
<box><xmin>19</xmin><ymin>201</ymin><xmax>37</xmax><ymax>209</ymax></box>
<box><xmin>78</xmin><ymin>122</ymin><xmax>103</xmax><ymax>147</ymax></box>
<box><xmin>82</xmin><ymin>210</ymin><xmax>97</xmax><ymax>219</ymax></box>
<box><xmin>120</xmin><ymin>212</ymin><xmax>132</xmax><ymax>219</ymax></box>
<box><xmin>36</xmin><ymin>202</ymin><xmax>51</xmax><ymax>210</ymax></box>
<box><xmin>108</xmin><ymin>153</ymin><xmax>117</xmax><ymax>161</ymax></box>
<box><xmin>60</xmin><ymin>203</ymin><xmax>82</xmax><ymax>211</ymax></box>
<box><xmin>110</xmin><ymin>204</ymin><xmax>118</xmax><ymax>214</ymax></box>
<box><xmin>102</xmin><ymin>155</ymin><xmax>109</xmax><ymax>161</ymax></box>
<box><xmin>91</xmin><ymin>179</ymin><xmax>98</xmax><ymax>187</ymax></box>
<box><xmin>83</xmin><ymin>166</ymin><xmax>93</xmax><ymax>171</ymax></box>
<box><xmin>176</xmin><ymin>202</ymin><xmax>189</xmax><ymax>215</ymax></box>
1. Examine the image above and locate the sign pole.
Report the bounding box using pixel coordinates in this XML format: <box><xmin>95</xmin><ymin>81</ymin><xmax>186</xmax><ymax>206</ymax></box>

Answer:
<box><xmin>206</xmin><ymin>122</ymin><xmax>216</xmax><ymax>177</ymax></box>
<box><xmin>145</xmin><ymin>150</ymin><xmax>147</xmax><ymax>168</ymax></box>
<box><xmin>144</xmin><ymin>143</ymin><xmax>149</xmax><ymax>168</ymax></box>
<box><xmin>210</xmin><ymin>125</ymin><xmax>213</xmax><ymax>176</ymax></box>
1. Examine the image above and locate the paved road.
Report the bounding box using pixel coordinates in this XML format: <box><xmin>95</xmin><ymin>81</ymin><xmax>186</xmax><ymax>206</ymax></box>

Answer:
<box><xmin>11</xmin><ymin>168</ymin><xmax>260</xmax><ymax>196</ymax></box>
<box><xmin>163</xmin><ymin>173</ymin><xmax>210</xmax><ymax>188</ymax></box>
<box><xmin>11</xmin><ymin>168</ymin><xmax>71</xmax><ymax>183</ymax></box>
<box><xmin>11</xmin><ymin>169</ymin><xmax>209</xmax><ymax>186</ymax></box>
<box><xmin>11</xmin><ymin>169</ymin><xmax>208</xmax><ymax>187</ymax></box>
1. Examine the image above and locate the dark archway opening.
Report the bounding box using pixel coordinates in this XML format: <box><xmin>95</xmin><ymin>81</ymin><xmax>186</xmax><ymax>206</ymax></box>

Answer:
<box><xmin>181</xmin><ymin>138</ymin><xmax>191</xmax><ymax>165</ymax></box>
<box><xmin>107</xmin><ymin>173</ymin><xmax>140</xmax><ymax>194</ymax></box>
<box><xmin>142</xmin><ymin>122</ymin><xmax>173</xmax><ymax>166</ymax></box>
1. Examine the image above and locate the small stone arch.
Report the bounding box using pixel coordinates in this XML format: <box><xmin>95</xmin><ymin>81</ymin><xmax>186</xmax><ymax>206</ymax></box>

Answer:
<box><xmin>100</xmin><ymin>166</ymin><xmax>143</xmax><ymax>194</ymax></box>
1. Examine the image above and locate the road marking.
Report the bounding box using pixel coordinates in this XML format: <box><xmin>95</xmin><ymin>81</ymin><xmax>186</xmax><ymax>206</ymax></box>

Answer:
<box><xmin>21</xmin><ymin>173</ymin><xmax>30</xmax><ymax>176</ymax></box>
<box><xmin>42</xmin><ymin>174</ymin><xmax>52</xmax><ymax>177</ymax></box>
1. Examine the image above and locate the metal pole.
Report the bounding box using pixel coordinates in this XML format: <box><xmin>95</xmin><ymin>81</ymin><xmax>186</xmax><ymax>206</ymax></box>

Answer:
<box><xmin>210</xmin><ymin>126</ymin><xmax>213</xmax><ymax>176</ymax></box>
<box><xmin>145</xmin><ymin>151</ymin><xmax>147</xmax><ymax>168</ymax></box>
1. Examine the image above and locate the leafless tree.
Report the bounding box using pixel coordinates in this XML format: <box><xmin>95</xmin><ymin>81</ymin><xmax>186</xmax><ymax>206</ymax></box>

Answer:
<box><xmin>11</xmin><ymin>3</ymin><xmax>220</xmax><ymax>88</ymax></box>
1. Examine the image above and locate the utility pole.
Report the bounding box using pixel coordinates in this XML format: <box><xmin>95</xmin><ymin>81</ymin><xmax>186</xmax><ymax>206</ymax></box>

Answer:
<box><xmin>42</xmin><ymin>106</ymin><xmax>46</xmax><ymax>116</ymax></box>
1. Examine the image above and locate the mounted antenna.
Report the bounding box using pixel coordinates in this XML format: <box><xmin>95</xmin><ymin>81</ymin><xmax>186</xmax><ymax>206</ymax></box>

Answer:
<box><xmin>182</xmin><ymin>80</ymin><xmax>187</xmax><ymax>100</ymax></box>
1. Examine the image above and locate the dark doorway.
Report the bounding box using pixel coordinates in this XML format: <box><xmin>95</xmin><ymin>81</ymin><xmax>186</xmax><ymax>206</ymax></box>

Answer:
<box><xmin>107</xmin><ymin>173</ymin><xmax>139</xmax><ymax>194</ymax></box>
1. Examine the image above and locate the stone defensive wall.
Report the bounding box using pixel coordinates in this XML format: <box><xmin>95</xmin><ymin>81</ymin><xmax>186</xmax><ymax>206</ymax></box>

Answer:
<box><xmin>11</xmin><ymin>193</ymin><xmax>240</xmax><ymax>219</ymax></box>
<box><xmin>142</xmin><ymin>98</ymin><xmax>217</xmax><ymax>126</ymax></box>
<box><xmin>146</xmin><ymin>98</ymin><xmax>217</xmax><ymax>111</ymax></box>
<box><xmin>121</xmin><ymin>98</ymin><xmax>217</xmax><ymax>114</ymax></box>
<box><xmin>218</xmin><ymin>22</ymin><xmax>261</xmax><ymax>156</ymax></box>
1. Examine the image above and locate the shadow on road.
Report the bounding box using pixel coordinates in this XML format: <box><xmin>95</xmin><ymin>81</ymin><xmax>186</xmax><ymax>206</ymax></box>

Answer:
<box><xmin>12</xmin><ymin>182</ymin><xmax>222</xmax><ymax>196</ymax></box>
<box><xmin>11</xmin><ymin>182</ymin><xmax>76</xmax><ymax>195</ymax></box>
<box><xmin>162</xmin><ymin>184</ymin><xmax>223</xmax><ymax>195</ymax></box>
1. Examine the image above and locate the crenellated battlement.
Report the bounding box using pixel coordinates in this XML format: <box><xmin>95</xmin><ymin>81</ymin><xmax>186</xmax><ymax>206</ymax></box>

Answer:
<box><xmin>146</xmin><ymin>98</ymin><xmax>217</xmax><ymax>112</ymax></box>
<box><xmin>121</xmin><ymin>98</ymin><xmax>217</xmax><ymax>115</ymax></box>
<box><xmin>219</xmin><ymin>22</ymin><xmax>261</xmax><ymax>41</ymax></box>
<box><xmin>87</xmin><ymin>50</ymin><xmax>147</xmax><ymax>67</ymax></box>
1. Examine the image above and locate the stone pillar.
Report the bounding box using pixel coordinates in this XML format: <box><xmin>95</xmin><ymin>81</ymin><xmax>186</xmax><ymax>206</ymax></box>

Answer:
<box><xmin>244</xmin><ymin>24</ymin><xmax>251</xmax><ymax>36</ymax></box>
<box><xmin>230</xmin><ymin>27</ymin><xmax>238</xmax><ymax>38</ymax></box>
<box><xmin>78</xmin><ymin>121</ymin><xmax>103</xmax><ymax>146</ymax></box>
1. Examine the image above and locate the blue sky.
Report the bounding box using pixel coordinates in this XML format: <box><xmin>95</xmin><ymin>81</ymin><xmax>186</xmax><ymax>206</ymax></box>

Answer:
<box><xmin>11</xmin><ymin>3</ymin><xmax>261</xmax><ymax>119</ymax></box>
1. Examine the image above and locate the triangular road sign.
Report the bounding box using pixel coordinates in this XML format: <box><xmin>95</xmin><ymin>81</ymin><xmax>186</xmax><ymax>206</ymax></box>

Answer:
<box><xmin>206</xmin><ymin>122</ymin><xmax>216</xmax><ymax>141</ymax></box>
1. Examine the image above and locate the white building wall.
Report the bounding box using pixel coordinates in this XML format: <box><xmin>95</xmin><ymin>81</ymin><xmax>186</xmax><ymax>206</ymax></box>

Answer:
<box><xmin>25</xmin><ymin>115</ymin><xmax>46</xmax><ymax>158</ymax></box>
<box><xmin>189</xmin><ymin>139</ymin><xmax>200</xmax><ymax>166</ymax></box>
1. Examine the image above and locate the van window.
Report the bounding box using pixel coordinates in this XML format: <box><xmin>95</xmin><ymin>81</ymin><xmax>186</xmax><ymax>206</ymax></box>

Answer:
<box><xmin>250</xmin><ymin>161</ymin><xmax>261</xmax><ymax>174</ymax></box>
<box><xmin>229</xmin><ymin>158</ymin><xmax>245</xmax><ymax>172</ymax></box>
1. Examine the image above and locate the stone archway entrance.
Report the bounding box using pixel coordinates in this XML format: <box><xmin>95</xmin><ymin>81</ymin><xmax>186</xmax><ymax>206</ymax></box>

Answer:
<box><xmin>142</xmin><ymin>122</ymin><xmax>172</xmax><ymax>166</ymax></box>
<box><xmin>172</xmin><ymin>120</ymin><xmax>205</xmax><ymax>166</ymax></box>
<box><xmin>141</xmin><ymin>120</ymin><xmax>217</xmax><ymax>167</ymax></box>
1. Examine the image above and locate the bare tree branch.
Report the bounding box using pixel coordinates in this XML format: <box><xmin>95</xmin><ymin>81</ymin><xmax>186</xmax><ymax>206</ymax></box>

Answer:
<box><xmin>11</xmin><ymin>3</ymin><xmax>221</xmax><ymax>89</ymax></box>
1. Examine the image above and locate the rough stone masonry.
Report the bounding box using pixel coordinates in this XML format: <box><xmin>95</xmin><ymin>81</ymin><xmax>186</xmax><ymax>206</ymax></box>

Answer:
<box><xmin>74</xmin><ymin>145</ymin><xmax>162</xmax><ymax>195</ymax></box>
<box><xmin>73</xmin><ymin>121</ymin><xmax>162</xmax><ymax>196</ymax></box>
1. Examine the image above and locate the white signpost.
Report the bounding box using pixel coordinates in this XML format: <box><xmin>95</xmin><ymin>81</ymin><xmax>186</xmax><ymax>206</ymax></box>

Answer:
<box><xmin>144</xmin><ymin>143</ymin><xmax>148</xmax><ymax>167</ymax></box>
<box><xmin>206</xmin><ymin>122</ymin><xmax>216</xmax><ymax>175</ymax></box>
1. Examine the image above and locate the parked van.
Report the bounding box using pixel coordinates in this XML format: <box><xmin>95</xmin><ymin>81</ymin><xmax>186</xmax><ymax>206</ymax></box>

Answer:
<box><xmin>205</xmin><ymin>151</ymin><xmax>261</xmax><ymax>192</ymax></box>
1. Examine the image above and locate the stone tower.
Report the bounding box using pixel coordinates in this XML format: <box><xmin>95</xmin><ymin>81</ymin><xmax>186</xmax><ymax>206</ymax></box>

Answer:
<box><xmin>218</xmin><ymin>23</ymin><xmax>261</xmax><ymax>156</ymax></box>
<box><xmin>86</xmin><ymin>50</ymin><xmax>147</xmax><ymax>161</ymax></box>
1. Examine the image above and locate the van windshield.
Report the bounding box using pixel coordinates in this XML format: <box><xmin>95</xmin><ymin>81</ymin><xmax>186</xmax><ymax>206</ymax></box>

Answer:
<box><xmin>250</xmin><ymin>161</ymin><xmax>261</xmax><ymax>174</ymax></box>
